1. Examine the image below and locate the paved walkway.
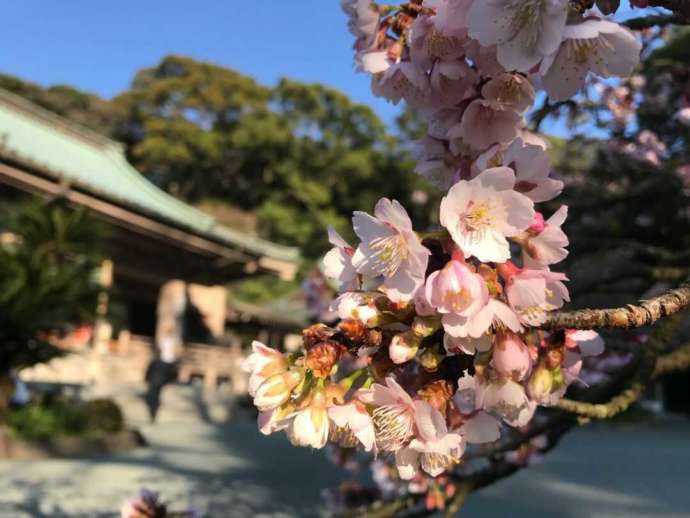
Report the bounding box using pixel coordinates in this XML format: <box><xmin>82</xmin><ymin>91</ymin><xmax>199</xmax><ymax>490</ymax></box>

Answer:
<box><xmin>0</xmin><ymin>385</ymin><xmax>689</xmax><ymax>517</ymax></box>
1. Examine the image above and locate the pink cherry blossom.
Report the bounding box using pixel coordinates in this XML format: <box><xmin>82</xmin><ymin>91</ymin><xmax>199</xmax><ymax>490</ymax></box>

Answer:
<box><xmin>501</xmin><ymin>263</ymin><xmax>570</xmax><ymax>326</ymax></box>
<box><xmin>482</xmin><ymin>378</ymin><xmax>536</xmax><ymax>427</ymax></box>
<box><xmin>371</xmin><ymin>62</ymin><xmax>430</xmax><ymax>107</ymax></box>
<box><xmin>523</xmin><ymin>206</ymin><xmax>569</xmax><ymax>267</ymax></box>
<box><xmin>364</xmin><ymin>377</ymin><xmax>418</xmax><ymax>451</ymax></box>
<box><xmin>475</xmin><ymin>138</ymin><xmax>562</xmax><ymax>203</ymax></box>
<box><xmin>287</xmin><ymin>389</ymin><xmax>330</xmax><ymax>449</ymax></box>
<box><xmin>468</xmin><ymin>0</ymin><xmax>569</xmax><ymax>72</ymax></box>
<box><xmin>444</xmin><ymin>333</ymin><xmax>493</xmax><ymax>355</ymax></box>
<box><xmin>412</xmin><ymin>136</ymin><xmax>462</xmax><ymax>190</ymax></box>
<box><xmin>352</xmin><ymin>198</ymin><xmax>430</xmax><ymax>302</ymax></box>
<box><xmin>443</xmin><ymin>297</ymin><xmax>523</xmax><ymax>338</ymax></box>
<box><xmin>323</xmin><ymin>226</ymin><xmax>358</xmax><ymax>291</ymax></box>
<box><xmin>425</xmin><ymin>259</ymin><xmax>489</xmax><ymax>317</ymax></box>
<box><xmin>330</xmin><ymin>292</ymin><xmax>381</xmax><ymax>325</ymax></box>
<box><xmin>328</xmin><ymin>393</ymin><xmax>376</xmax><ymax>452</ymax></box>
<box><xmin>541</xmin><ymin>19</ymin><xmax>642</xmax><ymax>102</ymax></box>
<box><xmin>448</xmin><ymin>99</ymin><xmax>522</xmax><ymax>151</ymax></box>
<box><xmin>482</xmin><ymin>73</ymin><xmax>535</xmax><ymax>113</ymax></box>
<box><xmin>492</xmin><ymin>332</ymin><xmax>532</xmax><ymax>380</ymax></box>
<box><xmin>405</xmin><ymin>401</ymin><xmax>464</xmax><ymax>477</ymax></box>
<box><xmin>241</xmin><ymin>340</ymin><xmax>288</xmax><ymax>397</ymax></box>
<box><xmin>440</xmin><ymin>167</ymin><xmax>535</xmax><ymax>263</ymax></box>
<box><xmin>341</xmin><ymin>0</ymin><xmax>379</xmax><ymax>48</ymax></box>
<box><xmin>430</xmin><ymin>60</ymin><xmax>479</xmax><ymax>108</ymax></box>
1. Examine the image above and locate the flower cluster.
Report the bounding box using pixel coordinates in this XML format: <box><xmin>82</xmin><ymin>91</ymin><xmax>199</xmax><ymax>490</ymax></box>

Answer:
<box><xmin>243</xmin><ymin>0</ymin><xmax>642</xmax><ymax>485</ymax></box>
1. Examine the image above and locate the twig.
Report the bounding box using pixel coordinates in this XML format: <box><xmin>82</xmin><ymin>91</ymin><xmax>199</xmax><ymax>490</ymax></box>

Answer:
<box><xmin>540</xmin><ymin>281</ymin><xmax>690</xmax><ymax>330</ymax></box>
<box><xmin>653</xmin><ymin>343</ymin><xmax>690</xmax><ymax>377</ymax></box>
<box><xmin>555</xmin><ymin>352</ymin><xmax>654</xmax><ymax>418</ymax></box>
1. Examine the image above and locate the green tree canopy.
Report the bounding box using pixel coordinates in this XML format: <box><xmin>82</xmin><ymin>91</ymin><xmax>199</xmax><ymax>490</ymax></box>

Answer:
<box><xmin>0</xmin><ymin>56</ymin><xmax>438</xmax><ymax>260</ymax></box>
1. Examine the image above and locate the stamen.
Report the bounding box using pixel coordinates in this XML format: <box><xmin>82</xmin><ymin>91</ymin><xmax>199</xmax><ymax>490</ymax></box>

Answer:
<box><xmin>372</xmin><ymin>405</ymin><xmax>413</xmax><ymax>450</ymax></box>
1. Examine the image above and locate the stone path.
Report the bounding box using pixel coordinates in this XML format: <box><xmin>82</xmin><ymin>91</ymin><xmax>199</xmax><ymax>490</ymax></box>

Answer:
<box><xmin>0</xmin><ymin>384</ymin><xmax>688</xmax><ymax>517</ymax></box>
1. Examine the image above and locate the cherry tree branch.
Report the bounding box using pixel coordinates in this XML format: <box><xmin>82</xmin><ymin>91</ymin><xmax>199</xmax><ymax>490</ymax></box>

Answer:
<box><xmin>539</xmin><ymin>281</ymin><xmax>690</xmax><ymax>330</ymax></box>
<box><xmin>555</xmin><ymin>348</ymin><xmax>656</xmax><ymax>419</ymax></box>
<box><xmin>653</xmin><ymin>342</ymin><xmax>690</xmax><ymax>377</ymax></box>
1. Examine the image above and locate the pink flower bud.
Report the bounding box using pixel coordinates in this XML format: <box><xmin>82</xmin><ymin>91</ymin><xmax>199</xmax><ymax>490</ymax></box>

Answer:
<box><xmin>527</xmin><ymin>366</ymin><xmax>553</xmax><ymax>401</ymax></box>
<box><xmin>253</xmin><ymin>370</ymin><xmax>302</xmax><ymax>412</ymax></box>
<box><xmin>389</xmin><ymin>331</ymin><xmax>420</xmax><ymax>364</ymax></box>
<box><xmin>492</xmin><ymin>332</ymin><xmax>532</xmax><ymax>381</ymax></box>
<box><xmin>528</xmin><ymin>212</ymin><xmax>545</xmax><ymax>234</ymax></box>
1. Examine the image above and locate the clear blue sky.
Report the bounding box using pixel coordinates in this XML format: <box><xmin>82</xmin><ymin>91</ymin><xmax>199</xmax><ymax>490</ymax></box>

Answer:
<box><xmin>0</xmin><ymin>0</ymin><xmax>400</xmax><ymax>124</ymax></box>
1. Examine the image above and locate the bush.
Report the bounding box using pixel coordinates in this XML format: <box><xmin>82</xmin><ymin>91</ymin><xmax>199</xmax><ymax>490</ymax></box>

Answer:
<box><xmin>7</xmin><ymin>397</ymin><xmax>124</xmax><ymax>440</ymax></box>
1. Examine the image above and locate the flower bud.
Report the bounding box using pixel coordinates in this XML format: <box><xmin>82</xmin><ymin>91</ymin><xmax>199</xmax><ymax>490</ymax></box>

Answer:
<box><xmin>241</xmin><ymin>341</ymin><xmax>288</xmax><ymax>397</ymax></box>
<box><xmin>389</xmin><ymin>331</ymin><xmax>420</xmax><ymax>364</ymax></box>
<box><xmin>545</xmin><ymin>347</ymin><xmax>565</xmax><ymax>370</ymax></box>
<box><xmin>411</xmin><ymin>315</ymin><xmax>441</xmax><ymax>338</ymax></box>
<box><xmin>253</xmin><ymin>370</ymin><xmax>302</xmax><ymax>412</ymax></box>
<box><xmin>527</xmin><ymin>366</ymin><xmax>553</xmax><ymax>401</ymax></box>
<box><xmin>305</xmin><ymin>341</ymin><xmax>343</xmax><ymax>378</ymax></box>
<box><xmin>418</xmin><ymin>380</ymin><xmax>454</xmax><ymax>415</ymax></box>
<box><xmin>303</xmin><ymin>324</ymin><xmax>335</xmax><ymax>349</ymax></box>
<box><xmin>338</xmin><ymin>318</ymin><xmax>367</xmax><ymax>344</ymax></box>
<box><xmin>528</xmin><ymin>212</ymin><xmax>545</xmax><ymax>234</ymax></box>
<box><xmin>419</xmin><ymin>347</ymin><xmax>442</xmax><ymax>372</ymax></box>
<box><xmin>492</xmin><ymin>332</ymin><xmax>532</xmax><ymax>381</ymax></box>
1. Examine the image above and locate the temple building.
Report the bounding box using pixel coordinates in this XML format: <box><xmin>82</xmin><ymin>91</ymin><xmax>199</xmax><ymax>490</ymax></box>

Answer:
<box><xmin>0</xmin><ymin>88</ymin><xmax>302</xmax><ymax>389</ymax></box>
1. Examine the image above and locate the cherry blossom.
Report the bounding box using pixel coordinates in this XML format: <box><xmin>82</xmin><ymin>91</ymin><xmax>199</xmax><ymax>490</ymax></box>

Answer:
<box><xmin>541</xmin><ymin>20</ymin><xmax>642</xmax><ymax>102</ymax></box>
<box><xmin>287</xmin><ymin>389</ymin><xmax>330</xmax><ymax>449</ymax></box>
<box><xmin>467</xmin><ymin>0</ymin><xmax>569</xmax><ymax>72</ymax></box>
<box><xmin>328</xmin><ymin>393</ymin><xmax>377</xmax><ymax>452</ymax></box>
<box><xmin>404</xmin><ymin>401</ymin><xmax>464</xmax><ymax>477</ymax></box>
<box><xmin>522</xmin><ymin>206</ymin><xmax>569</xmax><ymax>267</ymax></box>
<box><xmin>440</xmin><ymin>167</ymin><xmax>535</xmax><ymax>263</ymax></box>
<box><xmin>323</xmin><ymin>227</ymin><xmax>358</xmax><ymax>291</ymax></box>
<box><xmin>363</xmin><ymin>377</ymin><xmax>419</xmax><ymax>451</ymax></box>
<box><xmin>241</xmin><ymin>340</ymin><xmax>288</xmax><ymax>397</ymax></box>
<box><xmin>501</xmin><ymin>263</ymin><xmax>570</xmax><ymax>326</ymax></box>
<box><xmin>448</xmin><ymin>99</ymin><xmax>522</xmax><ymax>151</ymax></box>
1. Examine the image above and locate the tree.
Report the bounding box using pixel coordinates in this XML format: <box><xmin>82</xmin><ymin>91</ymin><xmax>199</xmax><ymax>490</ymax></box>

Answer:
<box><xmin>0</xmin><ymin>200</ymin><xmax>104</xmax><ymax>415</ymax></box>
<box><xmin>240</xmin><ymin>2</ymin><xmax>690</xmax><ymax>517</ymax></box>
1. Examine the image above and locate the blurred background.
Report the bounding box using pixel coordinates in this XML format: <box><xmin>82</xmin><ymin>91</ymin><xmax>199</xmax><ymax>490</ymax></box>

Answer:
<box><xmin>0</xmin><ymin>1</ymin><xmax>689</xmax><ymax>517</ymax></box>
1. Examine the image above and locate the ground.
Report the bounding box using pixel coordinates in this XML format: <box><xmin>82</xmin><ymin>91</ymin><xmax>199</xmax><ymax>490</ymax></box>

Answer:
<box><xmin>0</xmin><ymin>385</ymin><xmax>688</xmax><ymax>517</ymax></box>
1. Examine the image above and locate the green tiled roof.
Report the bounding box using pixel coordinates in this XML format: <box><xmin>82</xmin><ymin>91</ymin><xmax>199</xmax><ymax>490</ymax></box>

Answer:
<box><xmin>0</xmin><ymin>88</ymin><xmax>299</xmax><ymax>263</ymax></box>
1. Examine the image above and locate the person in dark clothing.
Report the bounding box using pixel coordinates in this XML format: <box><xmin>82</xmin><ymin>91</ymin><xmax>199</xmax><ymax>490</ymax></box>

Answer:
<box><xmin>144</xmin><ymin>358</ymin><xmax>176</xmax><ymax>423</ymax></box>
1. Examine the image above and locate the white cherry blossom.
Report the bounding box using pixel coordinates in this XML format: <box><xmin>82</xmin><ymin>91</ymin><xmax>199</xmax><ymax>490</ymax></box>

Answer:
<box><xmin>440</xmin><ymin>167</ymin><xmax>535</xmax><ymax>263</ymax></box>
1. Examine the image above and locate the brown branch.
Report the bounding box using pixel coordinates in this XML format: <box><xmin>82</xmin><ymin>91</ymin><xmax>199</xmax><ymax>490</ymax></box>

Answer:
<box><xmin>555</xmin><ymin>358</ymin><xmax>652</xmax><ymax>419</ymax></box>
<box><xmin>552</xmin><ymin>314</ymin><xmax>680</xmax><ymax>418</ymax></box>
<box><xmin>653</xmin><ymin>343</ymin><xmax>690</xmax><ymax>377</ymax></box>
<box><xmin>540</xmin><ymin>281</ymin><xmax>690</xmax><ymax>330</ymax></box>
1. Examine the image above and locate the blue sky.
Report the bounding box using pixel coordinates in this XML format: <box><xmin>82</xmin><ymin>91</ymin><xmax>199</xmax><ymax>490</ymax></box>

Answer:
<box><xmin>0</xmin><ymin>0</ymin><xmax>399</xmax><ymax>123</ymax></box>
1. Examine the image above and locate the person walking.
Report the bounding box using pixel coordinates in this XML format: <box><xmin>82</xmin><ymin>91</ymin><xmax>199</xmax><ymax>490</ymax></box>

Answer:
<box><xmin>144</xmin><ymin>333</ymin><xmax>178</xmax><ymax>423</ymax></box>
